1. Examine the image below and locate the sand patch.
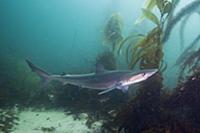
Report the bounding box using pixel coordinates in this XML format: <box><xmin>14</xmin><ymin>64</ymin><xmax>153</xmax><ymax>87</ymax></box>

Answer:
<box><xmin>12</xmin><ymin>110</ymin><xmax>102</xmax><ymax>133</ymax></box>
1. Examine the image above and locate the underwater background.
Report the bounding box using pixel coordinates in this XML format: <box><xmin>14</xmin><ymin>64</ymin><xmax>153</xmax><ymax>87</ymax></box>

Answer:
<box><xmin>0</xmin><ymin>0</ymin><xmax>200</xmax><ymax>133</ymax></box>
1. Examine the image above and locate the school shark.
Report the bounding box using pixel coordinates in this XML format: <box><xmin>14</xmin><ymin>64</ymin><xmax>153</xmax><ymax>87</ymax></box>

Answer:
<box><xmin>26</xmin><ymin>59</ymin><xmax>158</xmax><ymax>95</ymax></box>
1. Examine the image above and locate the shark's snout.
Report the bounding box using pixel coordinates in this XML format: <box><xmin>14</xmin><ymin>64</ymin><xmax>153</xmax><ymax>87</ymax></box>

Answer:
<box><xmin>143</xmin><ymin>69</ymin><xmax>158</xmax><ymax>79</ymax></box>
<box><xmin>121</xmin><ymin>69</ymin><xmax>158</xmax><ymax>86</ymax></box>
<box><xmin>146</xmin><ymin>69</ymin><xmax>158</xmax><ymax>76</ymax></box>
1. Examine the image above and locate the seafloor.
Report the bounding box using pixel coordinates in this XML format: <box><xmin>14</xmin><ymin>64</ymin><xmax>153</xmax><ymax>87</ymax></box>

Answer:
<box><xmin>11</xmin><ymin>109</ymin><xmax>102</xmax><ymax>133</ymax></box>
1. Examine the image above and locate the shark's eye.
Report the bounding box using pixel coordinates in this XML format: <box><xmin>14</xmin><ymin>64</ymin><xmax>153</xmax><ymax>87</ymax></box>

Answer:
<box><xmin>142</xmin><ymin>73</ymin><xmax>145</xmax><ymax>76</ymax></box>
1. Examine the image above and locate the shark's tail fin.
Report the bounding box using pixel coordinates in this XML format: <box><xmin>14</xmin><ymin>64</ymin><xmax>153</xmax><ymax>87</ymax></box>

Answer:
<box><xmin>26</xmin><ymin>59</ymin><xmax>52</xmax><ymax>83</ymax></box>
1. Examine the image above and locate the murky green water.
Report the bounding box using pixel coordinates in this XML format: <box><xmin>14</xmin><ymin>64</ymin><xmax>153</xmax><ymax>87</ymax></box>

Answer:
<box><xmin>0</xmin><ymin>0</ymin><xmax>200</xmax><ymax>132</ymax></box>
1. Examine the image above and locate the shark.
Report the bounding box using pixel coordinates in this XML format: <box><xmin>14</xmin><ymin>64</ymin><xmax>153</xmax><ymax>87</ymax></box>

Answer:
<box><xmin>26</xmin><ymin>59</ymin><xmax>158</xmax><ymax>95</ymax></box>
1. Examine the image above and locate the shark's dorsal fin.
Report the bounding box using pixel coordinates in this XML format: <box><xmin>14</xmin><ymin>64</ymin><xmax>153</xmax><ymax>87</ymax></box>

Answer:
<box><xmin>95</xmin><ymin>63</ymin><xmax>105</xmax><ymax>74</ymax></box>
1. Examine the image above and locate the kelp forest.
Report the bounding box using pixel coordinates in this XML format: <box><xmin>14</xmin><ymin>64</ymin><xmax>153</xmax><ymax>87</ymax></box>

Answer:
<box><xmin>1</xmin><ymin>0</ymin><xmax>200</xmax><ymax>133</ymax></box>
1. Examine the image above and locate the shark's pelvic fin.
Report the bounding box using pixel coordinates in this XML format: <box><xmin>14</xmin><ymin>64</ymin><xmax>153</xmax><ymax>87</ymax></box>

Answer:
<box><xmin>98</xmin><ymin>88</ymin><xmax>116</xmax><ymax>95</ymax></box>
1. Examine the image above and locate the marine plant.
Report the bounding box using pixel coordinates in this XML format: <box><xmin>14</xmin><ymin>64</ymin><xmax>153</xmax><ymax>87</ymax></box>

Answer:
<box><xmin>176</xmin><ymin>34</ymin><xmax>200</xmax><ymax>81</ymax></box>
<box><xmin>166</xmin><ymin>0</ymin><xmax>200</xmax><ymax>82</ymax></box>
<box><xmin>0</xmin><ymin>109</ymin><xmax>19</xmax><ymax>133</ymax></box>
<box><xmin>174</xmin><ymin>2</ymin><xmax>200</xmax><ymax>49</ymax></box>
<box><xmin>167</xmin><ymin>68</ymin><xmax>200</xmax><ymax>132</ymax></box>
<box><xmin>179</xmin><ymin>14</ymin><xmax>190</xmax><ymax>49</ymax></box>
<box><xmin>100</xmin><ymin>1</ymin><xmax>173</xmax><ymax>132</ymax></box>
<box><xmin>163</xmin><ymin>0</ymin><xmax>200</xmax><ymax>43</ymax></box>
<box><xmin>40</xmin><ymin>126</ymin><xmax>56</xmax><ymax>133</ymax></box>
<box><xmin>102</xmin><ymin>65</ymin><xmax>200</xmax><ymax>133</ymax></box>
<box><xmin>117</xmin><ymin>0</ymin><xmax>171</xmax><ymax>129</ymax></box>
<box><xmin>103</xmin><ymin>13</ymin><xmax>123</xmax><ymax>52</ymax></box>
<box><xmin>117</xmin><ymin>0</ymin><xmax>171</xmax><ymax>70</ymax></box>
<box><xmin>178</xmin><ymin>49</ymin><xmax>200</xmax><ymax>81</ymax></box>
<box><xmin>96</xmin><ymin>51</ymin><xmax>117</xmax><ymax>70</ymax></box>
<box><xmin>0</xmin><ymin>57</ymin><xmax>52</xmax><ymax>108</ymax></box>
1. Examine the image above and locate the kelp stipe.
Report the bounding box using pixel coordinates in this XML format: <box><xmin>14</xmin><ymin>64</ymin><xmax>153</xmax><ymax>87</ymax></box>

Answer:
<box><xmin>102</xmin><ymin>1</ymin><xmax>173</xmax><ymax>132</ymax></box>
<box><xmin>178</xmin><ymin>48</ymin><xmax>200</xmax><ymax>82</ymax></box>
<box><xmin>176</xmin><ymin>34</ymin><xmax>200</xmax><ymax>81</ymax></box>
<box><xmin>163</xmin><ymin>0</ymin><xmax>200</xmax><ymax>43</ymax></box>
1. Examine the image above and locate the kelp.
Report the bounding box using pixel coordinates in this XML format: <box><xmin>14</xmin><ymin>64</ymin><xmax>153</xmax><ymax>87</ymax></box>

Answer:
<box><xmin>117</xmin><ymin>34</ymin><xmax>144</xmax><ymax>64</ymax></box>
<box><xmin>0</xmin><ymin>56</ymin><xmax>128</xmax><ymax>131</ymax></box>
<box><xmin>135</xmin><ymin>0</ymin><xmax>156</xmax><ymax>25</ymax></box>
<box><xmin>117</xmin><ymin>0</ymin><xmax>173</xmax><ymax>70</ymax></box>
<box><xmin>103</xmin><ymin>77</ymin><xmax>166</xmax><ymax>133</ymax></box>
<box><xmin>100</xmin><ymin>1</ymin><xmax>176</xmax><ymax>132</ymax></box>
<box><xmin>0</xmin><ymin>57</ymin><xmax>52</xmax><ymax>108</ymax></box>
<box><xmin>178</xmin><ymin>48</ymin><xmax>200</xmax><ymax>81</ymax></box>
<box><xmin>101</xmin><ymin>1</ymin><xmax>174</xmax><ymax>133</ymax></box>
<box><xmin>103</xmin><ymin>13</ymin><xmax>123</xmax><ymax>52</ymax></box>
<box><xmin>96</xmin><ymin>51</ymin><xmax>116</xmax><ymax>70</ymax></box>
<box><xmin>176</xmin><ymin>34</ymin><xmax>200</xmax><ymax>81</ymax></box>
<box><xmin>135</xmin><ymin>0</ymin><xmax>172</xmax><ymax>25</ymax></box>
<box><xmin>179</xmin><ymin>10</ymin><xmax>200</xmax><ymax>49</ymax></box>
<box><xmin>128</xmin><ymin>27</ymin><xmax>163</xmax><ymax>69</ymax></box>
<box><xmin>142</xmin><ymin>8</ymin><xmax>160</xmax><ymax>25</ymax></box>
<box><xmin>166</xmin><ymin>0</ymin><xmax>180</xmax><ymax>19</ymax></box>
<box><xmin>102</xmin><ymin>69</ymin><xmax>200</xmax><ymax>133</ymax></box>
<box><xmin>179</xmin><ymin>15</ymin><xmax>190</xmax><ymax>49</ymax></box>
<box><xmin>176</xmin><ymin>34</ymin><xmax>200</xmax><ymax>66</ymax></box>
<box><xmin>156</xmin><ymin>0</ymin><xmax>172</xmax><ymax>16</ymax></box>
<box><xmin>163</xmin><ymin>0</ymin><xmax>200</xmax><ymax>43</ymax></box>
<box><xmin>118</xmin><ymin>27</ymin><xmax>163</xmax><ymax>69</ymax></box>
<box><xmin>170</xmin><ymin>69</ymin><xmax>200</xmax><ymax>125</ymax></box>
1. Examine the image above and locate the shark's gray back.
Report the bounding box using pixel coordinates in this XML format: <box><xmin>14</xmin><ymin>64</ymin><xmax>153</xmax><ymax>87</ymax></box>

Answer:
<box><xmin>61</xmin><ymin>70</ymin><xmax>132</xmax><ymax>90</ymax></box>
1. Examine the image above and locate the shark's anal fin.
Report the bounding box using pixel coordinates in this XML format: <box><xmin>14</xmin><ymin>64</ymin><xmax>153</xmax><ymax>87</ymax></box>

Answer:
<box><xmin>98</xmin><ymin>88</ymin><xmax>116</xmax><ymax>95</ymax></box>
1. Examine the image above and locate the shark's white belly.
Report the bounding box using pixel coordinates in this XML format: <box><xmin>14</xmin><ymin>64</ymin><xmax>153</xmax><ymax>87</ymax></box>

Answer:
<box><xmin>66</xmin><ymin>79</ymin><xmax>118</xmax><ymax>90</ymax></box>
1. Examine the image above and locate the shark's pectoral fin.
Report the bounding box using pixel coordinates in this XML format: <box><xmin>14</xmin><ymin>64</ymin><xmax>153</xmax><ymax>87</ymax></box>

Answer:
<box><xmin>98</xmin><ymin>88</ymin><xmax>116</xmax><ymax>95</ymax></box>
<box><xmin>117</xmin><ymin>85</ymin><xmax>129</xmax><ymax>93</ymax></box>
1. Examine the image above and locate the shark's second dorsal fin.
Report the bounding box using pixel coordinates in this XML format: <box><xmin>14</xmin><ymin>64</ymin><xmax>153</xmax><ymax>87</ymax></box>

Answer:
<box><xmin>95</xmin><ymin>63</ymin><xmax>105</xmax><ymax>74</ymax></box>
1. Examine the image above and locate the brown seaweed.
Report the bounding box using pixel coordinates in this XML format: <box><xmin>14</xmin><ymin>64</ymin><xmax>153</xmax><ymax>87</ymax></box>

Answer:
<box><xmin>179</xmin><ymin>15</ymin><xmax>190</xmax><ymax>49</ymax></box>
<box><xmin>0</xmin><ymin>109</ymin><xmax>19</xmax><ymax>133</ymax></box>
<box><xmin>163</xmin><ymin>0</ymin><xmax>200</xmax><ymax>43</ymax></box>
<box><xmin>178</xmin><ymin>48</ymin><xmax>200</xmax><ymax>81</ymax></box>
<box><xmin>179</xmin><ymin>10</ymin><xmax>200</xmax><ymax>49</ymax></box>
<box><xmin>96</xmin><ymin>51</ymin><xmax>116</xmax><ymax>70</ymax></box>
<box><xmin>176</xmin><ymin>34</ymin><xmax>200</xmax><ymax>66</ymax></box>
<box><xmin>117</xmin><ymin>0</ymin><xmax>173</xmax><ymax>70</ymax></box>
<box><xmin>176</xmin><ymin>34</ymin><xmax>200</xmax><ymax>81</ymax></box>
<box><xmin>103</xmin><ymin>13</ymin><xmax>123</xmax><ymax>52</ymax></box>
<box><xmin>102</xmin><ymin>69</ymin><xmax>200</xmax><ymax>133</ymax></box>
<box><xmin>102</xmin><ymin>2</ymin><xmax>172</xmax><ymax>132</ymax></box>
